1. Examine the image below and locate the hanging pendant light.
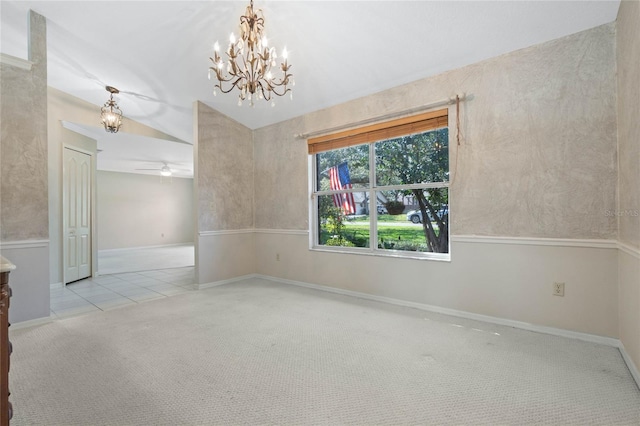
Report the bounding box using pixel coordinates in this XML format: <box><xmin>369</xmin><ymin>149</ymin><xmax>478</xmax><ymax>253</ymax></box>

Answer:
<box><xmin>101</xmin><ymin>86</ymin><xmax>123</xmax><ymax>133</ymax></box>
<box><xmin>208</xmin><ymin>0</ymin><xmax>293</xmax><ymax>106</ymax></box>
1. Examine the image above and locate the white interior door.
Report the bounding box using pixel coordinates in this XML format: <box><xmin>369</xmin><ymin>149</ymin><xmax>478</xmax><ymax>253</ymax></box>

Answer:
<box><xmin>64</xmin><ymin>147</ymin><xmax>92</xmax><ymax>284</ymax></box>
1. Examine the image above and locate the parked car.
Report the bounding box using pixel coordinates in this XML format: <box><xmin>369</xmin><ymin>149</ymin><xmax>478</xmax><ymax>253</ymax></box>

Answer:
<box><xmin>406</xmin><ymin>206</ymin><xmax>448</xmax><ymax>224</ymax></box>
<box><xmin>377</xmin><ymin>204</ymin><xmax>387</xmax><ymax>214</ymax></box>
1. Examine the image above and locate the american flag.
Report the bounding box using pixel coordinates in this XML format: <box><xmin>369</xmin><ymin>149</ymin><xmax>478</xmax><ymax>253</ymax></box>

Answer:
<box><xmin>328</xmin><ymin>162</ymin><xmax>356</xmax><ymax>215</ymax></box>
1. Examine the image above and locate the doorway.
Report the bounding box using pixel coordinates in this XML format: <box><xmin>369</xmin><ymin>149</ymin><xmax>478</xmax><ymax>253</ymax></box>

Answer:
<box><xmin>63</xmin><ymin>147</ymin><xmax>93</xmax><ymax>284</ymax></box>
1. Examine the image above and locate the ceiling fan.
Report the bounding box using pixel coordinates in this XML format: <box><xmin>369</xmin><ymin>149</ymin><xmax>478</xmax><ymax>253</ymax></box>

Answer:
<box><xmin>134</xmin><ymin>162</ymin><xmax>190</xmax><ymax>177</ymax></box>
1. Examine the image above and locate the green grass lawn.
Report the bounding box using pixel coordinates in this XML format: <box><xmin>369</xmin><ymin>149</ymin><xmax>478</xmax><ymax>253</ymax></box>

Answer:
<box><xmin>320</xmin><ymin>214</ymin><xmax>441</xmax><ymax>251</ymax></box>
<box><xmin>348</xmin><ymin>214</ymin><xmax>407</xmax><ymax>223</ymax></box>
<box><xmin>342</xmin><ymin>224</ymin><xmax>427</xmax><ymax>245</ymax></box>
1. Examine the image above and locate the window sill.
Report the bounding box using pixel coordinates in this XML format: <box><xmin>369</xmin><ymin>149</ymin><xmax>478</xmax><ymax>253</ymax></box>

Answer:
<box><xmin>310</xmin><ymin>246</ymin><xmax>451</xmax><ymax>262</ymax></box>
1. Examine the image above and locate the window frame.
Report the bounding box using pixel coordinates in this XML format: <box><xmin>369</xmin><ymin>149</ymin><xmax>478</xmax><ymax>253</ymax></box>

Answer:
<box><xmin>308</xmin><ymin>108</ymin><xmax>451</xmax><ymax>261</ymax></box>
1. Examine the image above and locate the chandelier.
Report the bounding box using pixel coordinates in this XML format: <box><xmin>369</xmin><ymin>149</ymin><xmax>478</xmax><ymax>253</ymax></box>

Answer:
<box><xmin>208</xmin><ymin>0</ymin><xmax>293</xmax><ymax>106</ymax></box>
<box><xmin>100</xmin><ymin>86</ymin><xmax>122</xmax><ymax>133</ymax></box>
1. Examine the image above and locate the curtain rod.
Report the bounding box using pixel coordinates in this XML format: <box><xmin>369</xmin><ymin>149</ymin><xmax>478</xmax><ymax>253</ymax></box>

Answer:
<box><xmin>294</xmin><ymin>93</ymin><xmax>472</xmax><ymax>140</ymax></box>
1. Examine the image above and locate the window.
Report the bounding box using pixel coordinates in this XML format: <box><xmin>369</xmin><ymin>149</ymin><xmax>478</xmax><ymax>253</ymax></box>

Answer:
<box><xmin>309</xmin><ymin>109</ymin><xmax>450</xmax><ymax>259</ymax></box>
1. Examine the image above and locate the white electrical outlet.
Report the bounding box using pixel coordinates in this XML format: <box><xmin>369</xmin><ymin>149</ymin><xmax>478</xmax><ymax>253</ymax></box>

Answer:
<box><xmin>553</xmin><ymin>282</ymin><xmax>565</xmax><ymax>297</ymax></box>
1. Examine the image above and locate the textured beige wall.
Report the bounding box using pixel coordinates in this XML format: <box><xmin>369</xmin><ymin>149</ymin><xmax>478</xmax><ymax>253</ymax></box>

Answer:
<box><xmin>255</xmin><ymin>24</ymin><xmax>618</xmax><ymax>239</ymax></box>
<box><xmin>616</xmin><ymin>0</ymin><xmax>640</xmax><ymax>382</ymax></box>
<box><xmin>97</xmin><ymin>171</ymin><xmax>194</xmax><ymax>250</ymax></box>
<box><xmin>617</xmin><ymin>0</ymin><xmax>640</xmax><ymax>249</ymax></box>
<box><xmin>452</xmin><ymin>23</ymin><xmax>616</xmax><ymax>238</ymax></box>
<box><xmin>194</xmin><ymin>102</ymin><xmax>255</xmax><ymax>285</ymax></box>
<box><xmin>0</xmin><ymin>11</ymin><xmax>48</xmax><ymax>241</ymax></box>
<box><xmin>195</xmin><ymin>102</ymin><xmax>254</xmax><ymax>231</ymax></box>
<box><xmin>0</xmin><ymin>11</ymin><xmax>50</xmax><ymax>323</ymax></box>
<box><xmin>254</xmin><ymin>117</ymin><xmax>308</xmax><ymax>230</ymax></box>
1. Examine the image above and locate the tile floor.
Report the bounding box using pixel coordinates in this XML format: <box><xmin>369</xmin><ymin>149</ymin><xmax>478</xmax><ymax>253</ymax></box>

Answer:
<box><xmin>50</xmin><ymin>267</ymin><xmax>195</xmax><ymax>319</ymax></box>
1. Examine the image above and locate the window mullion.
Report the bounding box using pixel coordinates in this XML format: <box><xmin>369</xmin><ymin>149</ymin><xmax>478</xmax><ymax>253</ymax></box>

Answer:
<box><xmin>369</xmin><ymin>142</ymin><xmax>377</xmax><ymax>253</ymax></box>
<box><xmin>313</xmin><ymin>182</ymin><xmax>447</xmax><ymax>197</ymax></box>
<box><xmin>314</xmin><ymin>188</ymin><xmax>361</xmax><ymax>197</ymax></box>
<box><xmin>310</xmin><ymin>155</ymin><xmax>319</xmax><ymax>246</ymax></box>
<box><xmin>376</xmin><ymin>182</ymin><xmax>449</xmax><ymax>192</ymax></box>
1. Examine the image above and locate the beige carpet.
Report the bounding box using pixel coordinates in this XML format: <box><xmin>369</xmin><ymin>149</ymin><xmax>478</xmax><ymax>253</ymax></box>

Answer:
<box><xmin>9</xmin><ymin>277</ymin><xmax>640</xmax><ymax>425</ymax></box>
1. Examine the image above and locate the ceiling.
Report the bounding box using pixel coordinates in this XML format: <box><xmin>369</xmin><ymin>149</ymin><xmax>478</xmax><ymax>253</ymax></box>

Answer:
<box><xmin>0</xmin><ymin>1</ymin><xmax>621</xmax><ymax>178</ymax></box>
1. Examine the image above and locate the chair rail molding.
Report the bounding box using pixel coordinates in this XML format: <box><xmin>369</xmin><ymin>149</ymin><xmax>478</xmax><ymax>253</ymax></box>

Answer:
<box><xmin>0</xmin><ymin>240</ymin><xmax>49</xmax><ymax>250</ymax></box>
<box><xmin>451</xmin><ymin>235</ymin><xmax>617</xmax><ymax>249</ymax></box>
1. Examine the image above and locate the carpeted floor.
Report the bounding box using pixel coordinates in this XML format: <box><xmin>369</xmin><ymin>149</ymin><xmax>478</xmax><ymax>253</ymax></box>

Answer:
<box><xmin>9</xmin><ymin>277</ymin><xmax>640</xmax><ymax>425</ymax></box>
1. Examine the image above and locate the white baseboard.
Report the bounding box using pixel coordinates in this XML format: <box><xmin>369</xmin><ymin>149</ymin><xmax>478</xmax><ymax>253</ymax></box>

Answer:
<box><xmin>50</xmin><ymin>282</ymin><xmax>63</xmax><ymax>290</ymax></box>
<box><xmin>198</xmin><ymin>274</ymin><xmax>258</xmax><ymax>290</ymax></box>
<box><xmin>10</xmin><ymin>315</ymin><xmax>52</xmax><ymax>330</ymax></box>
<box><xmin>619</xmin><ymin>343</ymin><xmax>640</xmax><ymax>390</ymax></box>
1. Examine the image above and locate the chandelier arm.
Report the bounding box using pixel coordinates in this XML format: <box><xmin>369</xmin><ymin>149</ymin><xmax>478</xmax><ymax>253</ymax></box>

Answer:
<box><xmin>267</xmin><ymin>71</ymin><xmax>293</xmax><ymax>91</ymax></box>
<box><xmin>231</xmin><ymin>77</ymin><xmax>247</xmax><ymax>93</ymax></box>
<box><xmin>269</xmin><ymin>75</ymin><xmax>291</xmax><ymax>86</ymax></box>
<box><xmin>215</xmin><ymin>77</ymin><xmax>246</xmax><ymax>94</ymax></box>
<box><xmin>209</xmin><ymin>66</ymin><xmax>236</xmax><ymax>84</ymax></box>
<box><xmin>268</xmin><ymin>85</ymin><xmax>291</xmax><ymax>97</ymax></box>
<box><xmin>257</xmin><ymin>81</ymin><xmax>272</xmax><ymax>101</ymax></box>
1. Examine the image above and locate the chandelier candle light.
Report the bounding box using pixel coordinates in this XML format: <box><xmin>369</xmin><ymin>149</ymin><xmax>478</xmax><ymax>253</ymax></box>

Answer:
<box><xmin>209</xmin><ymin>0</ymin><xmax>293</xmax><ymax>107</ymax></box>
<box><xmin>100</xmin><ymin>86</ymin><xmax>123</xmax><ymax>133</ymax></box>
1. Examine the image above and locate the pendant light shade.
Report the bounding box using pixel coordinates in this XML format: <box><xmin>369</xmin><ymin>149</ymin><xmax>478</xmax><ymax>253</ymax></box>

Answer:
<box><xmin>101</xmin><ymin>86</ymin><xmax>123</xmax><ymax>133</ymax></box>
